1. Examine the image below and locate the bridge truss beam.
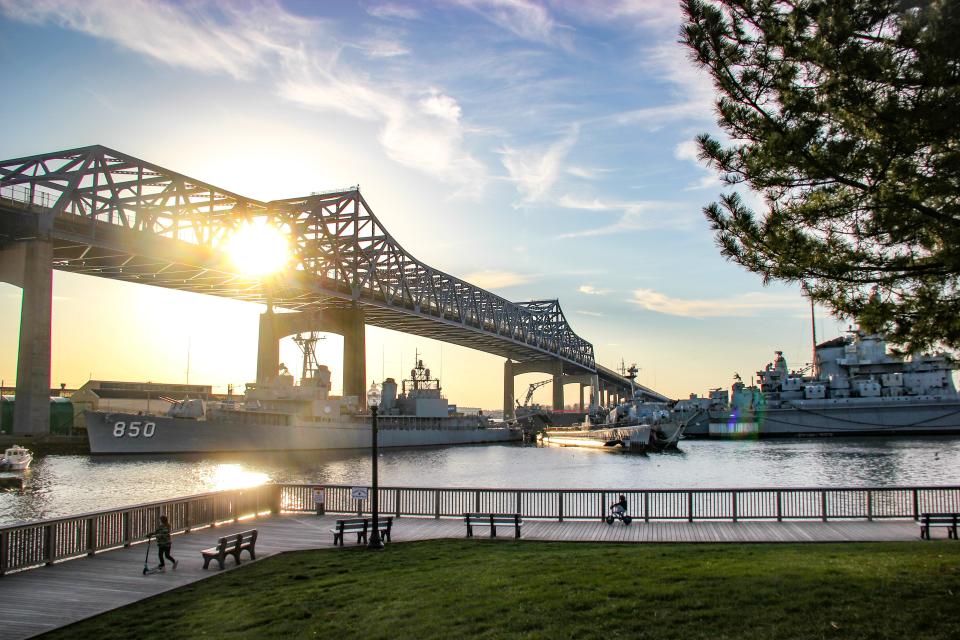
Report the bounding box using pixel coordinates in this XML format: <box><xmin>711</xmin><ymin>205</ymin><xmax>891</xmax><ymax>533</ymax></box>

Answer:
<box><xmin>0</xmin><ymin>145</ymin><xmax>595</xmax><ymax>371</ymax></box>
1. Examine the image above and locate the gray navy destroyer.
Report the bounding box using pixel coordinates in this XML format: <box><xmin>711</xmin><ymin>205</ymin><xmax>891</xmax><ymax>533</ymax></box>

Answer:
<box><xmin>685</xmin><ymin>330</ymin><xmax>960</xmax><ymax>438</ymax></box>
<box><xmin>85</xmin><ymin>357</ymin><xmax>517</xmax><ymax>454</ymax></box>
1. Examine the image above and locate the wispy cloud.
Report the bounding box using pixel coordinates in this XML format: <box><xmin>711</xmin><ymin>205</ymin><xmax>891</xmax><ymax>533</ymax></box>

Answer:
<box><xmin>367</xmin><ymin>3</ymin><xmax>421</xmax><ymax>20</ymax></box>
<box><xmin>578</xmin><ymin>285</ymin><xmax>611</xmax><ymax>296</ymax></box>
<box><xmin>674</xmin><ymin>140</ymin><xmax>722</xmax><ymax>191</ymax></box>
<box><xmin>453</xmin><ymin>0</ymin><xmax>572</xmax><ymax>48</ymax></box>
<box><xmin>553</xmin><ymin>0</ymin><xmax>681</xmax><ymax>30</ymax></box>
<box><xmin>557</xmin><ymin>196</ymin><xmax>695</xmax><ymax>238</ymax></box>
<box><xmin>461</xmin><ymin>269</ymin><xmax>534</xmax><ymax>289</ymax></box>
<box><xmin>630</xmin><ymin>289</ymin><xmax>801</xmax><ymax>318</ymax></box>
<box><xmin>501</xmin><ymin>125</ymin><xmax>579</xmax><ymax>203</ymax></box>
<box><xmin>0</xmin><ymin>0</ymin><xmax>485</xmax><ymax>191</ymax></box>
<box><xmin>566</xmin><ymin>165</ymin><xmax>608</xmax><ymax>180</ymax></box>
<box><xmin>575</xmin><ymin>310</ymin><xmax>604</xmax><ymax>317</ymax></box>
<box><xmin>608</xmin><ymin>41</ymin><xmax>716</xmax><ymax>131</ymax></box>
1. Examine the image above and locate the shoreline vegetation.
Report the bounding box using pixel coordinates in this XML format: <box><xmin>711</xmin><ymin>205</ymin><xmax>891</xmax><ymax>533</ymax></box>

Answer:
<box><xmin>45</xmin><ymin>540</ymin><xmax>960</xmax><ymax>639</ymax></box>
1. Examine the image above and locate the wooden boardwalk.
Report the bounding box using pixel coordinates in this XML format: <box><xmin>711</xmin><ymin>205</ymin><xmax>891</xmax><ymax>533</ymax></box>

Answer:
<box><xmin>0</xmin><ymin>514</ymin><xmax>928</xmax><ymax>639</ymax></box>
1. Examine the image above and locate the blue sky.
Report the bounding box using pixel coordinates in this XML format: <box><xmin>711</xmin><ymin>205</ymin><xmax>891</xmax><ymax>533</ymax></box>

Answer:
<box><xmin>0</xmin><ymin>0</ymin><xmax>846</xmax><ymax>407</ymax></box>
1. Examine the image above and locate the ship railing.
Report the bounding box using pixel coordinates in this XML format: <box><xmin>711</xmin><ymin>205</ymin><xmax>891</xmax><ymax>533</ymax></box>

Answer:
<box><xmin>0</xmin><ymin>485</ymin><xmax>279</xmax><ymax>576</ymax></box>
<box><xmin>280</xmin><ymin>484</ymin><xmax>960</xmax><ymax>524</ymax></box>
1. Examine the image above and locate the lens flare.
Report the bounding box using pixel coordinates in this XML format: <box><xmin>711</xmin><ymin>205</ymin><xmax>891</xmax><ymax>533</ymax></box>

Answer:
<box><xmin>225</xmin><ymin>220</ymin><xmax>290</xmax><ymax>276</ymax></box>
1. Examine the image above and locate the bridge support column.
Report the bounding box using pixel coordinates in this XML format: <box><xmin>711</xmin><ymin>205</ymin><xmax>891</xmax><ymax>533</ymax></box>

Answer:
<box><xmin>551</xmin><ymin>359</ymin><xmax>564</xmax><ymax>410</ymax></box>
<box><xmin>256</xmin><ymin>305</ymin><xmax>367</xmax><ymax>406</ymax></box>
<box><xmin>256</xmin><ymin>305</ymin><xmax>281</xmax><ymax>384</ymax></box>
<box><xmin>342</xmin><ymin>304</ymin><xmax>366</xmax><ymax>405</ymax></box>
<box><xmin>503</xmin><ymin>360</ymin><xmax>515</xmax><ymax>421</ymax></box>
<box><xmin>9</xmin><ymin>240</ymin><xmax>53</xmax><ymax>435</ymax></box>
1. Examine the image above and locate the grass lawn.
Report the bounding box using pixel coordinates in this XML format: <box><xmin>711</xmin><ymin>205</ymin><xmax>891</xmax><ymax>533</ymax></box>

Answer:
<box><xmin>47</xmin><ymin>540</ymin><xmax>960</xmax><ymax>639</ymax></box>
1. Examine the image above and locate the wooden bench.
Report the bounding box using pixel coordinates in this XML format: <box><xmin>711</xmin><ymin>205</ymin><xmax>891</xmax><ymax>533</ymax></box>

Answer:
<box><xmin>464</xmin><ymin>513</ymin><xmax>523</xmax><ymax>539</ymax></box>
<box><xmin>201</xmin><ymin>529</ymin><xmax>258</xmax><ymax>570</ymax></box>
<box><xmin>920</xmin><ymin>512</ymin><xmax>958</xmax><ymax>539</ymax></box>
<box><xmin>330</xmin><ymin>517</ymin><xmax>393</xmax><ymax>546</ymax></box>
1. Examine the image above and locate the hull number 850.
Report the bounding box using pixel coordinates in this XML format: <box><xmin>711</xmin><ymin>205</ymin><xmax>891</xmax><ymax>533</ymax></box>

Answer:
<box><xmin>112</xmin><ymin>421</ymin><xmax>156</xmax><ymax>438</ymax></box>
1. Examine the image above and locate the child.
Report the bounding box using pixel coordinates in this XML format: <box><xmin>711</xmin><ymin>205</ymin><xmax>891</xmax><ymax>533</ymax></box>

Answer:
<box><xmin>152</xmin><ymin>514</ymin><xmax>178</xmax><ymax>571</ymax></box>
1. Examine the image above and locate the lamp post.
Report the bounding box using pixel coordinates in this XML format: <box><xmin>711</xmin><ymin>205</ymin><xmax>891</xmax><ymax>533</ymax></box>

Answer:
<box><xmin>366</xmin><ymin>382</ymin><xmax>384</xmax><ymax>550</ymax></box>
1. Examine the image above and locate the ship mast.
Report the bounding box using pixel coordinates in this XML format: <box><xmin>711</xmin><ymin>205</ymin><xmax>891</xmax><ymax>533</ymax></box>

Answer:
<box><xmin>292</xmin><ymin>332</ymin><xmax>325</xmax><ymax>383</ymax></box>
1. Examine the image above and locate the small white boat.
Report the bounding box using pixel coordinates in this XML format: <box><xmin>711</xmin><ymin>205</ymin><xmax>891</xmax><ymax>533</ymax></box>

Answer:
<box><xmin>0</xmin><ymin>445</ymin><xmax>33</xmax><ymax>470</ymax></box>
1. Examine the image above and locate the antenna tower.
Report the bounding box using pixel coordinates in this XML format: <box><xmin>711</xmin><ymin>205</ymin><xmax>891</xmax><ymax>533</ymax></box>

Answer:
<box><xmin>292</xmin><ymin>332</ymin><xmax>326</xmax><ymax>382</ymax></box>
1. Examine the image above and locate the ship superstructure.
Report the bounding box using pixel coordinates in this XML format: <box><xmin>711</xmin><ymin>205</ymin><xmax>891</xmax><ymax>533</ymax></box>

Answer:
<box><xmin>85</xmin><ymin>354</ymin><xmax>516</xmax><ymax>454</ymax></box>
<box><xmin>686</xmin><ymin>330</ymin><xmax>960</xmax><ymax>437</ymax></box>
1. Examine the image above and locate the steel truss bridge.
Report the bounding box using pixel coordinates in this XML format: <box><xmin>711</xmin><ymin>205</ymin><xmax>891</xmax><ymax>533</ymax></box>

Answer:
<box><xmin>0</xmin><ymin>145</ymin><xmax>655</xmax><ymax>396</ymax></box>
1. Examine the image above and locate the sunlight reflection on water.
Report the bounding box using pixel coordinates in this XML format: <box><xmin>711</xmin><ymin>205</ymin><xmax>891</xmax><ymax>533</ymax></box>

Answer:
<box><xmin>1</xmin><ymin>436</ymin><xmax>958</xmax><ymax>524</ymax></box>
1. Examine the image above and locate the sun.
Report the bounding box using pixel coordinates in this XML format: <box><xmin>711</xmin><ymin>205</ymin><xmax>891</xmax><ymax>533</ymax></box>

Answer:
<box><xmin>225</xmin><ymin>220</ymin><xmax>290</xmax><ymax>276</ymax></box>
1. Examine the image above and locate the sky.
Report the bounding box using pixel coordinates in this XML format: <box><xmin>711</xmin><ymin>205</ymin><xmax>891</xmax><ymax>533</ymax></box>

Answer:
<box><xmin>0</xmin><ymin>0</ymin><xmax>848</xmax><ymax>410</ymax></box>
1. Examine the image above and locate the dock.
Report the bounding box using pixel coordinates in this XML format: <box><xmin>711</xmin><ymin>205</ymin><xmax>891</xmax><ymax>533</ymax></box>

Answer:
<box><xmin>0</xmin><ymin>513</ymin><xmax>925</xmax><ymax>639</ymax></box>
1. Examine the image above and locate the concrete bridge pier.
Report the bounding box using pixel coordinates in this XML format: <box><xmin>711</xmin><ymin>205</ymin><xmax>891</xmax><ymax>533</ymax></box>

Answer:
<box><xmin>503</xmin><ymin>360</ymin><xmax>599</xmax><ymax>418</ymax></box>
<box><xmin>0</xmin><ymin>240</ymin><xmax>53</xmax><ymax>435</ymax></box>
<box><xmin>256</xmin><ymin>303</ymin><xmax>367</xmax><ymax>406</ymax></box>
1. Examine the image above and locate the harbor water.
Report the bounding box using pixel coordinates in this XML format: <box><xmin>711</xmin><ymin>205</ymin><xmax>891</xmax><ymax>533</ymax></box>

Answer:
<box><xmin>2</xmin><ymin>436</ymin><xmax>960</xmax><ymax>525</ymax></box>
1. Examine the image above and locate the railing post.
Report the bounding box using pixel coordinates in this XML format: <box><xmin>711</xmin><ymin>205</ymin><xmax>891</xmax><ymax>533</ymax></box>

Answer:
<box><xmin>643</xmin><ymin>492</ymin><xmax>649</xmax><ymax>523</ymax></box>
<box><xmin>516</xmin><ymin>491</ymin><xmax>522</xmax><ymax>517</ymax></box>
<box><xmin>475</xmin><ymin>490</ymin><xmax>481</xmax><ymax>513</ymax></box>
<box><xmin>86</xmin><ymin>517</ymin><xmax>96</xmax><ymax>556</ymax></box>
<box><xmin>271</xmin><ymin>484</ymin><xmax>283</xmax><ymax>515</ymax></box>
<box><xmin>866</xmin><ymin>490</ymin><xmax>873</xmax><ymax>521</ymax></box>
<box><xmin>0</xmin><ymin>529</ymin><xmax>7</xmax><ymax>576</ymax></box>
<box><xmin>434</xmin><ymin>490</ymin><xmax>441</xmax><ymax>519</ymax></box>
<box><xmin>395</xmin><ymin>489</ymin><xmax>402</xmax><ymax>519</ymax></box>
<box><xmin>43</xmin><ymin>524</ymin><xmax>55</xmax><ymax>566</ymax></box>
<box><xmin>184</xmin><ymin>502</ymin><xmax>192</xmax><ymax>533</ymax></box>
<box><xmin>687</xmin><ymin>491</ymin><xmax>694</xmax><ymax>523</ymax></box>
<box><xmin>821</xmin><ymin>490</ymin><xmax>828</xmax><ymax>522</ymax></box>
<box><xmin>599</xmin><ymin>492</ymin><xmax>605</xmax><ymax>522</ymax></box>
<box><xmin>912</xmin><ymin>489</ymin><xmax>919</xmax><ymax>521</ymax></box>
<box><xmin>732</xmin><ymin>491</ymin><xmax>738</xmax><ymax>523</ymax></box>
<box><xmin>776</xmin><ymin>491</ymin><xmax>783</xmax><ymax>522</ymax></box>
<box><xmin>122</xmin><ymin>511</ymin><xmax>131</xmax><ymax>547</ymax></box>
<box><xmin>558</xmin><ymin>492</ymin><xmax>564</xmax><ymax>522</ymax></box>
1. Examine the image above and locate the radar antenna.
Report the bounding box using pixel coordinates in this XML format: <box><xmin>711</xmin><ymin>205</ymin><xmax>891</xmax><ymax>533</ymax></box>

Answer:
<box><xmin>292</xmin><ymin>332</ymin><xmax>326</xmax><ymax>383</ymax></box>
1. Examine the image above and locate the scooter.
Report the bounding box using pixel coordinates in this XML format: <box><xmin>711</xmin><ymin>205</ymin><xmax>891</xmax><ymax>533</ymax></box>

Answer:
<box><xmin>142</xmin><ymin>535</ymin><xmax>162</xmax><ymax>575</ymax></box>
<box><xmin>605</xmin><ymin>507</ymin><xmax>632</xmax><ymax>526</ymax></box>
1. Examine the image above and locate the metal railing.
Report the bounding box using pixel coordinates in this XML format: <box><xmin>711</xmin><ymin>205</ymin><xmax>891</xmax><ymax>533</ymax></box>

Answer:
<box><xmin>0</xmin><ymin>183</ymin><xmax>53</xmax><ymax>210</ymax></box>
<box><xmin>0</xmin><ymin>485</ymin><xmax>279</xmax><ymax>575</ymax></box>
<box><xmin>281</xmin><ymin>484</ymin><xmax>960</xmax><ymax>523</ymax></box>
<box><xmin>2</xmin><ymin>483</ymin><xmax>958</xmax><ymax>576</ymax></box>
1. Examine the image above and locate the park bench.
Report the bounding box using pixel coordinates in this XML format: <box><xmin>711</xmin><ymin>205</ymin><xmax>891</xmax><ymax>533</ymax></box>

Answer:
<box><xmin>919</xmin><ymin>512</ymin><xmax>958</xmax><ymax>539</ymax></box>
<box><xmin>464</xmin><ymin>513</ymin><xmax>523</xmax><ymax>539</ymax></box>
<box><xmin>330</xmin><ymin>517</ymin><xmax>393</xmax><ymax>546</ymax></box>
<box><xmin>201</xmin><ymin>529</ymin><xmax>258</xmax><ymax>570</ymax></box>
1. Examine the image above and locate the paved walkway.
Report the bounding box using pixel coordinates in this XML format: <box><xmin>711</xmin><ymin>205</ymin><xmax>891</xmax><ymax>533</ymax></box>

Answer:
<box><xmin>0</xmin><ymin>514</ymin><xmax>929</xmax><ymax>639</ymax></box>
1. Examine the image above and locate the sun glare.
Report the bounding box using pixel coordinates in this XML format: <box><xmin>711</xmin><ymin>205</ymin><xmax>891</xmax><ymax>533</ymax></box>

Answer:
<box><xmin>225</xmin><ymin>220</ymin><xmax>290</xmax><ymax>276</ymax></box>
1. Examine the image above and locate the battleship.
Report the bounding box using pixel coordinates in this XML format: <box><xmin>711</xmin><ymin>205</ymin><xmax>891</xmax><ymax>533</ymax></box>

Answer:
<box><xmin>684</xmin><ymin>330</ymin><xmax>960</xmax><ymax>438</ymax></box>
<box><xmin>85</xmin><ymin>344</ymin><xmax>518</xmax><ymax>454</ymax></box>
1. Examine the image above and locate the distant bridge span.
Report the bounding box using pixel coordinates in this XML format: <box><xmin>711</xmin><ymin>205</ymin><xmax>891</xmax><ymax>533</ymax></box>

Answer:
<box><xmin>0</xmin><ymin>145</ymin><xmax>664</xmax><ymax>433</ymax></box>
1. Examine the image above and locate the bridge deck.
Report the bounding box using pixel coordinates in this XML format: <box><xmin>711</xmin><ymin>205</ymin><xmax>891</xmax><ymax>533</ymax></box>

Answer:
<box><xmin>0</xmin><ymin>514</ymin><xmax>926</xmax><ymax>639</ymax></box>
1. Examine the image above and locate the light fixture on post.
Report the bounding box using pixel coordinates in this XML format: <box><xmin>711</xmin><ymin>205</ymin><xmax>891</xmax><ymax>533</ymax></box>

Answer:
<box><xmin>366</xmin><ymin>381</ymin><xmax>384</xmax><ymax>550</ymax></box>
